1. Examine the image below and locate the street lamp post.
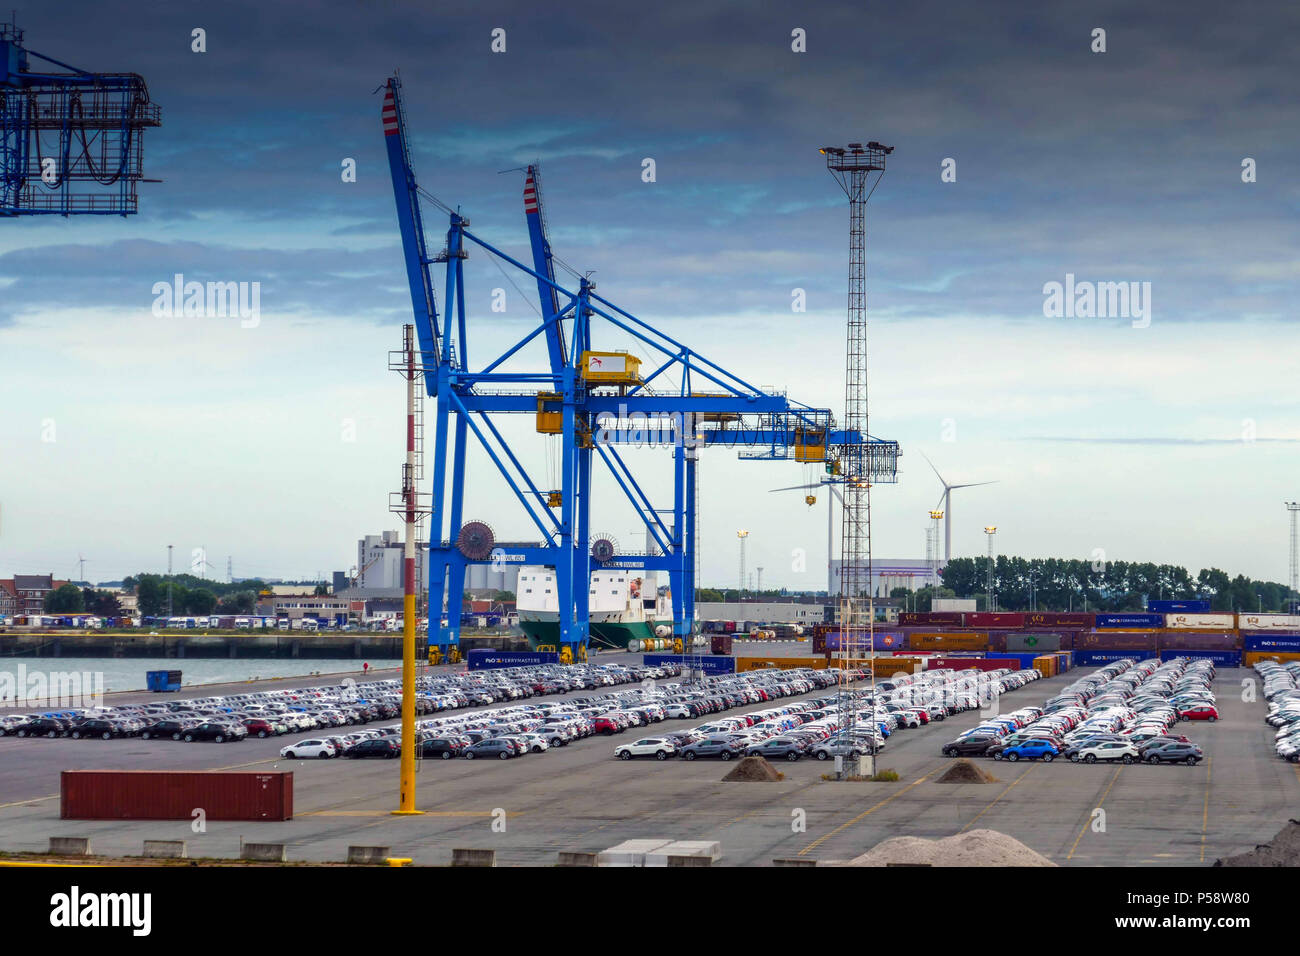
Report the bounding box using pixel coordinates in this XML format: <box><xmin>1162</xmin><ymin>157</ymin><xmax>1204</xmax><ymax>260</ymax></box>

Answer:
<box><xmin>737</xmin><ymin>530</ymin><xmax>749</xmax><ymax>602</ymax></box>
<box><xmin>984</xmin><ymin>526</ymin><xmax>997</xmax><ymax>612</ymax></box>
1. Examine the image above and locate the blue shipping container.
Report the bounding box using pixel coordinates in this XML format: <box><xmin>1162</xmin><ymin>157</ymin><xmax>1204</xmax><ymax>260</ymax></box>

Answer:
<box><xmin>1073</xmin><ymin>650</ymin><xmax>1149</xmax><ymax>666</ymax></box>
<box><xmin>642</xmin><ymin>654</ymin><xmax>736</xmax><ymax>675</ymax></box>
<box><xmin>1159</xmin><ymin>649</ymin><xmax>1241</xmax><ymax>666</ymax></box>
<box><xmin>1147</xmin><ymin>599</ymin><xmax>1211</xmax><ymax>614</ymax></box>
<box><xmin>1096</xmin><ymin>613</ymin><xmax>1165</xmax><ymax>629</ymax></box>
<box><xmin>465</xmin><ymin>650</ymin><xmax>558</xmax><ymax>670</ymax></box>
<box><xmin>1242</xmin><ymin>634</ymin><xmax>1300</xmax><ymax>652</ymax></box>
<box><xmin>146</xmin><ymin>669</ymin><xmax>182</xmax><ymax>692</ymax></box>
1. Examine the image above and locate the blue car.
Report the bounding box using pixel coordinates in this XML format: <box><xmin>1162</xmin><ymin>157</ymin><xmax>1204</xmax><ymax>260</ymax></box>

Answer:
<box><xmin>995</xmin><ymin>739</ymin><xmax>1059</xmax><ymax>763</ymax></box>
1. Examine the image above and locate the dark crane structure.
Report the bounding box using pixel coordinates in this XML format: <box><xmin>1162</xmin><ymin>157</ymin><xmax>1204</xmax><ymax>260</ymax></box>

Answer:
<box><xmin>1</xmin><ymin>20</ymin><xmax>160</xmax><ymax>216</ymax></box>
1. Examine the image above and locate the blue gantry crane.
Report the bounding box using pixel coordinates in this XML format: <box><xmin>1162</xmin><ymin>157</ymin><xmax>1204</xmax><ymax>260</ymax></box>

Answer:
<box><xmin>380</xmin><ymin>75</ymin><xmax>901</xmax><ymax>665</ymax></box>
<box><xmin>1</xmin><ymin>20</ymin><xmax>160</xmax><ymax>216</ymax></box>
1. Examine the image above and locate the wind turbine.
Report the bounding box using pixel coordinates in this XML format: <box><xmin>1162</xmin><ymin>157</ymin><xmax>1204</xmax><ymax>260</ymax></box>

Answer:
<box><xmin>918</xmin><ymin>451</ymin><xmax>996</xmax><ymax>563</ymax></box>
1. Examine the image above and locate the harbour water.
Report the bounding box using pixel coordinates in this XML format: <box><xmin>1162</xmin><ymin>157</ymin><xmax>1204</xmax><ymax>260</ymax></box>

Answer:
<box><xmin>0</xmin><ymin>657</ymin><xmax>378</xmax><ymax>696</ymax></box>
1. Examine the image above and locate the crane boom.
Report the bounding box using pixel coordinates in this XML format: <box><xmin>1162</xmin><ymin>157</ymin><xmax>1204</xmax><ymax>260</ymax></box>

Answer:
<box><xmin>524</xmin><ymin>164</ymin><xmax>567</xmax><ymax>372</ymax></box>
<box><xmin>381</xmin><ymin>76</ymin><xmax>440</xmax><ymax>362</ymax></box>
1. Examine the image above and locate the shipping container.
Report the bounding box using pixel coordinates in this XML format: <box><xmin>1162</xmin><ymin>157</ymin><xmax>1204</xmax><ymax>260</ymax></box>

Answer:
<box><xmin>908</xmin><ymin>632</ymin><xmax>988</xmax><ymax>652</ymax></box>
<box><xmin>1148</xmin><ymin>599</ymin><xmax>1211</xmax><ymax>614</ymax></box>
<box><xmin>61</xmin><ymin>770</ymin><xmax>292</xmax><ymax>821</ymax></box>
<box><xmin>926</xmin><ymin>656</ymin><xmax>1018</xmax><ymax>672</ymax></box>
<box><xmin>1237</xmin><ymin>613</ymin><xmax>1300</xmax><ymax>631</ymax></box>
<box><xmin>1053</xmin><ymin>651</ymin><xmax>1072</xmax><ymax>673</ymax></box>
<box><xmin>824</xmin><ymin>630</ymin><xmax>907</xmax><ymax>652</ymax></box>
<box><xmin>1243</xmin><ymin>650</ymin><xmax>1300</xmax><ymax>667</ymax></box>
<box><xmin>1158</xmin><ymin>631</ymin><xmax>1241</xmax><ymax>651</ymax></box>
<box><xmin>1163</xmin><ymin>613</ymin><xmax>1236</xmax><ymax>630</ymax></box>
<box><xmin>642</xmin><ymin>654</ymin><xmax>736</xmax><ymax>675</ymax></box>
<box><xmin>847</xmin><ymin>657</ymin><xmax>922</xmax><ymax>675</ymax></box>
<box><xmin>1158</xmin><ymin>649</ymin><xmax>1241</xmax><ymax>666</ymax></box>
<box><xmin>710</xmin><ymin>633</ymin><xmax>733</xmax><ymax>656</ymax></box>
<box><xmin>811</xmin><ymin>632</ymin><xmax>827</xmax><ymax>655</ymax></box>
<box><xmin>986</xmin><ymin>652</ymin><xmax>1042</xmax><ymax>670</ymax></box>
<box><xmin>466</xmin><ymin>649</ymin><xmax>559</xmax><ymax>670</ymax></box>
<box><xmin>986</xmin><ymin>631</ymin><xmax>1007</xmax><ymax>653</ymax></box>
<box><xmin>1073</xmin><ymin>650</ymin><xmax>1150</xmax><ymax>666</ymax></box>
<box><xmin>1032</xmin><ymin>655</ymin><xmax>1057</xmax><ymax>679</ymax></box>
<box><xmin>963</xmin><ymin>612</ymin><xmax>1025</xmax><ymax>629</ymax></box>
<box><xmin>1023</xmin><ymin>612</ymin><xmax>1095</xmax><ymax>628</ymax></box>
<box><xmin>734</xmin><ymin>656</ymin><xmax>826</xmax><ymax>673</ymax></box>
<box><xmin>1007</xmin><ymin>633</ymin><xmax>1063</xmax><ymax>653</ymax></box>
<box><xmin>1096</xmin><ymin>613</ymin><xmax>1164</xmax><ymax>629</ymax></box>
<box><xmin>1243</xmin><ymin>634</ymin><xmax>1300</xmax><ymax>652</ymax></box>
<box><xmin>898</xmin><ymin>611</ymin><xmax>963</xmax><ymax>626</ymax></box>
<box><xmin>1077</xmin><ymin>630</ymin><xmax>1159</xmax><ymax>651</ymax></box>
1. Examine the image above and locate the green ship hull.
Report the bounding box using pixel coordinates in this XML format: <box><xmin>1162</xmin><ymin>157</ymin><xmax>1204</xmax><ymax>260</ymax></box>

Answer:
<box><xmin>520</xmin><ymin>617</ymin><xmax>657</xmax><ymax>651</ymax></box>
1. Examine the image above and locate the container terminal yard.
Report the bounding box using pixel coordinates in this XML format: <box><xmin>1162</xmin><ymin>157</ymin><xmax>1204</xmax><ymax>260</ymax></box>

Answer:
<box><xmin>1</xmin><ymin>4</ymin><xmax>1297</xmax><ymax>931</ymax></box>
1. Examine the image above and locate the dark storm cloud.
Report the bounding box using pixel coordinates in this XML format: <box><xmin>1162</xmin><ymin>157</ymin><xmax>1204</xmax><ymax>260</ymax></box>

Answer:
<box><xmin>2</xmin><ymin>0</ymin><xmax>1296</xmax><ymax>328</ymax></box>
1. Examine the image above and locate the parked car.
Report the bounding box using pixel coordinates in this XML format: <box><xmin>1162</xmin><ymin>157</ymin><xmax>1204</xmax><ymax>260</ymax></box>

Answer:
<box><xmin>69</xmin><ymin>719</ymin><xmax>126</xmax><ymax>739</ymax></box>
<box><xmin>614</xmin><ymin>737</ymin><xmax>677</xmax><ymax>760</ymax></box>
<box><xmin>1140</xmin><ymin>740</ymin><xmax>1204</xmax><ymax>765</ymax></box>
<box><xmin>1071</xmin><ymin>740</ymin><xmax>1140</xmax><ymax>764</ymax></box>
<box><xmin>942</xmin><ymin>733</ymin><xmax>999</xmax><ymax>758</ymax></box>
<box><xmin>994</xmin><ymin>739</ymin><xmax>1059</xmax><ymax>762</ymax></box>
<box><xmin>743</xmin><ymin>737</ymin><xmax>805</xmax><ymax>761</ymax></box>
<box><xmin>679</xmin><ymin>737</ymin><xmax>743</xmax><ymax>761</ymax></box>
<box><xmin>345</xmin><ymin>738</ymin><xmax>400</xmax><ymax>759</ymax></box>
<box><xmin>280</xmin><ymin>739</ymin><xmax>337</xmax><ymax>759</ymax></box>
<box><xmin>1177</xmin><ymin>705</ymin><xmax>1219</xmax><ymax>722</ymax></box>
<box><xmin>464</xmin><ymin>739</ymin><xmax>515</xmax><ymax>760</ymax></box>
<box><xmin>183</xmin><ymin>722</ymin><xmax>246</xmax><ymax>743</ymax></box>
<box><xmin>420</xmin><ymin>737</ymin><xmax>466</xmax><ymax>760</ymax></box>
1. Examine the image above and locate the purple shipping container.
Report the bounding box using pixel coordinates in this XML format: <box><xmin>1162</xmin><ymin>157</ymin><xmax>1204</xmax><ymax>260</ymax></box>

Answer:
<box><xmin>1158</xmin><ymin>631</ymin><xmax>1241</xmax><ymax>652</ymax></box>
<box><xmin>825</xmin><ymin>630</ymin><xmax>907</xmax><ymax>652</ymax></box>
<box><xmin>1078</xmin><ymin>631</ymin><xmax>1159</xmax><ymax>651</ymax></box>
<box><xmin>61</xmin><ymin>770</ymin><xmax>293</xmax><ymax>821</ymax></box>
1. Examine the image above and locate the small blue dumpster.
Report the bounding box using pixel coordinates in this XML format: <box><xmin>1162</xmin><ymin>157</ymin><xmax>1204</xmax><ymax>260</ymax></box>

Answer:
<box><xmin>146</xmin><ymin>669</ymin><xmax>182</xmax><ymax>692</ymax></box>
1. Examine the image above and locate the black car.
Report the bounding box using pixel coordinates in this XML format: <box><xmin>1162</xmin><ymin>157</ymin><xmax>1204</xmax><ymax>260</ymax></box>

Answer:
<box><xmin>69</xmin><ymin>719</ymin><xmax>127</xmax><ymax>740</ymax></box>
<box><xmin>182</xmin><ymin>722</ymin><xmax>245</xmax><ymax>743</ymax></box>
<box><xmin>1140</xmin><ymin>740</ymin><xmax>1204</xmax><ymax>765</ymax></box>
<box><xmin>12</xmin><ymin>717</ymin><xmax>68</xmax><ymax>738</ymax></box>
<box><xmin>345</xmin><ymin>738</ymin><xmax>400</xmax><ymax>759</ymax></box>
<box><xmin>140</xmin><ymin>719</ymin><xmax>194</xmax><ymax>740</ymax></box>
<box><xmin>463</xmin><ymin>739</ymin><xmax>514</xmax><ymax>760</ymax></box>
<box><xmin>942</xmin><ymin>733</ymin><xmax>999</xmax><ymax>758</ymax></box>
<box><xmin>420</xmin><ymin>737</ymin><xmax>465</xmax><ymax>760</ymax></box>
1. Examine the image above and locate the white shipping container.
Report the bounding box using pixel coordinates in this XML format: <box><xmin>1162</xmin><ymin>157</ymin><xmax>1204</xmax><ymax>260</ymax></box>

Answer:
<box><xmin>1237</xmin><ymin>613</ymin><xmax>1300</xmax><ymax>631</ymax></box>
<box><xmin>1164</xmin><ymin>612</ymin><xmax>1237</xmax><ymax>629</ymax></box>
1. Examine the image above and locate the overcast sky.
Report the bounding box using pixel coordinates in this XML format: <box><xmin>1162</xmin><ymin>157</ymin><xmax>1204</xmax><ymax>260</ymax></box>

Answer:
<box><xmin>1</xmin><ymin>0</ymin><xmax>1296</xmax><ymax>589</ymax></box>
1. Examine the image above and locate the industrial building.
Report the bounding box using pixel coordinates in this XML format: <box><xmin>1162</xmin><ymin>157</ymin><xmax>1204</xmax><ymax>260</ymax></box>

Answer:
<box><xmin>828</xmin><ymin>558</ymin><xmax>941</xmax><ymax>597</ymax></box>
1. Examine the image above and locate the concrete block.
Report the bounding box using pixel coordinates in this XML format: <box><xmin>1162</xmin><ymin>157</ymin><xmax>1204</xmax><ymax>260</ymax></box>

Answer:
<box><xmin>597</xmin><ymin>839</ymin><xmax>673</xmax><ymax>867</ymax></box>
<box><xmin>556</xmin><ymin>851</ymin><xmax>599</xmax><ymax>867</ymax></box>
<box><xmin>773</xmin><ymin>858</ymin><xmax>817</xmax><ymax>867</ymax></box>
<box><xmin>451</xmin><ymin>847</ymin><xmax>496</xmax><ymax>867</ymax></box>
<box><xmin>646</xmin><ymin>840</ymin><xmax>722</xmax><ymax>866</ymax></box>
<box><xmin>142</xmin><ymin>840</ymin><xmax>187</xmax><ymax>859</ymax></box>
<box><xmin>241</xmin><ymin>842</ymin><xmax>286</xmax><ymax>862</ymax></box>
<box><xmin>666</xmin><ymin>854</ymin><xmax>713</xmax><ymax>867</ymax></box>
<box><xmin>48</xmin><ymin>836</ymin><xmax>90</xmax><ymax>856</ymax></box>
<box><xmin>347</xmin><ymin>845</ymin><xmax>391</xmax><ymax>865</ymax></box>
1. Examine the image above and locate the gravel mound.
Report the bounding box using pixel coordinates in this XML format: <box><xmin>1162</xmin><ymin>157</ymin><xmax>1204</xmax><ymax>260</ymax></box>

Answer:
<box><xmin>722</xmin><ymin>756</ymin><xmax>783</xmax><ymax>782</ymax></box>
<box><xmin>1214</xmin><ymin>819</ymin><xmax>1300</xmax><ymax>866</ymax></box>
<box><xmin>936</xmin><ymin>759</ymin><xmax>998</xmax><ymax>784</ymax></box>
<box><xmin>832</xmin><ymin>829</ymin><xmax>1055</xmax><ymax>867</ymax></box>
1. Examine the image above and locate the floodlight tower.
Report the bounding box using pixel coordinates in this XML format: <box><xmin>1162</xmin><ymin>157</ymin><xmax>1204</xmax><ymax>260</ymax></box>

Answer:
<box><xmin>928</xmin><ymin>510</ymin><xmax>944</xmax><ymax>586</ymax></box>
<box><xmin>737</xmin><ymin>530</ymin><xmax>749</xmax><ymax>601</ymax></box>
<box><xmin>984</xmin><ymin>526</ymin><xmax>998</xmax><ymax>611</ymax></box>
<box><xmin>1287</xmin><ymin>502</ymin><xmax>1300</xmax><ymax>608</ymax></box>
<box><xmin>822</xmin><ymin>140</ymin><xmax>892</xmax><ymax>778</ymax></box>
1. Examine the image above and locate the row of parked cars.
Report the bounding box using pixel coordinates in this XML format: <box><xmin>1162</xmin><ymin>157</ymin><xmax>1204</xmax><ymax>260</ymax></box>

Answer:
<box><xmin>0</xmin><ymin>661</ymin><xmax>670</xmax><ymax>745</ymax></box>
<box><xmin>941</xmin><ymin>658</ymin><xmax>1214</xmax><ymax>765</ymax></box>
<box><xmin>613</xmin><ymin>665</ymin><xmax>1041</xmax><ymax>762</ymax></box>
<box><xmin>1256</xmin><ymin>659</ymin><xmax>1300</xmax><ymax>762</ymax></box>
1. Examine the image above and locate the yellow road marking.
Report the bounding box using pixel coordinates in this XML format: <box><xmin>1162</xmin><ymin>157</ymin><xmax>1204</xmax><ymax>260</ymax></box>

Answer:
<box><xmin>0</xmin><ymin>795</ymin><xmax>57</xmax><ymax>810</ymax></box>
<box><xmin>798</xmin><ymin>768</ymin><xmax>940</xmax><ymax>856</ymax></box>
<box><xmin>1067</xmin><ymin>765</ymin><xmax>1122</xmax><ymax>861</ymax></box>
<box><xmin>302</xmin><ymin>809</ymin><xmax>523</xmax><ymax>818</ymax></box>
<box><xmin>960</xmin><ymin>765</ymin><xmax>1033</xmax><ymax>833</ymax></box>
<box><xmin>1200</xmin><ymin>757</ymin><xmax>1213</xmax><ymax>863</ymax></box>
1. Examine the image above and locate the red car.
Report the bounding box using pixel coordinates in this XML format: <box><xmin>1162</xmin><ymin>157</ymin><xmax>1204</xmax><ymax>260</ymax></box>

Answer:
<box><xmin>242</xmin><ymin>718</ymin><xmax>278</xmax><ymax>738</ymax></box>
<box><xmin>593</xmin><ymin>717</ymin><xmax>620</xmax><ymax>735</ymax></box>
<box><xmin>1177</xmin><ymin>705</ymin><xmax>1219</xmax><ymax>721</ymax></box>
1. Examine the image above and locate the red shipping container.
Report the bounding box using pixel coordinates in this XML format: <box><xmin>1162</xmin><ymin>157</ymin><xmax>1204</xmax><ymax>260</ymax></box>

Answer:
<box><xmin>710</xmin><ymin>633</ymin><xmax>733</xmax><ymax>656</ymax></box>
<box><xmin>963</xmin><ymin>612</ymin><xmax>1025</xmax><ymax>628</ymax></box>
<box><xmin>1078</xmin><ymin>631</ymin><xmax>1159</xmax><ymax>651</ymax></box>
<box><xmin>1158</xmin><ymin>631</ymin><xmax>1241</xmax><ymax>651</ymax></box>
<box><xmin>1024</xmin><ymin>612</ymin><xmax>1095</xmax><ymax>628</ymax></box>
<box><xmin>61</xmin><ymin>770</ymin><xmax>293</xmax><ymax>821</ymax></box>
<box><xmin>899</xmin><ymin>611</ymin><xmax>963</xmax><ymax>626</ymax></box>
<box><xmin>926</xmin><ymin>656</ymin><xmax>1020</xmax><ymax>672</ymax></box>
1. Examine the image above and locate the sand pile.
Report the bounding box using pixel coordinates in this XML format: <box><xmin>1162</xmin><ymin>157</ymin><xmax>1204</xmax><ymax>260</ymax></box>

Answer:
<box><xmin>1214</xmin><ymin>819</ymin><xmax>1300</xmax><ymax>867</ymax></box>
<box><xmin>722</xmin><ymin>756</ymin><xmax>783</xmax><ymax>782</ymax></box>
<box><xmin>830</xmin><ymin>829</ymin><xmax>1055</xmax><ymax>867</ymax></box>
<box><xmin>936</xmin><ymin>759</ymin><xmax>998</xmax><ymax>784</ymax></box>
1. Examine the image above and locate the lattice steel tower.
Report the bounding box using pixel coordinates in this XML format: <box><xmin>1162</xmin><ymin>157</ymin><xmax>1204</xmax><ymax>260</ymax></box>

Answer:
<box><xmin>823</xmin><ymin>140</ymin><xmax>892</xmax><ymax>776</ymax></box>
<box><xmin>1287</xmin><ymin>502</ymin><xmax>1300</xmax><ymax>607</ymax></box>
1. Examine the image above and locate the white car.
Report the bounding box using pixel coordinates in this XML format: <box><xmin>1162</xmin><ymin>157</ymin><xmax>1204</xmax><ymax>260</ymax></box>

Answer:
<box><xmin>1071</xmin><ymin>740</ymin><xmax>1139</xmax><ymax>764</ymax></box>
<box><xmin>516</xmin><ymin>733</ymin><xmax>550</xmax><ymax>754</ymax></box>
<box><xmin>614</xmin><ymin>737</ymin><xmax>677</xmax><ymax>760</ymax></box>
<box><xmin>281</xmin><ymin>738</ymin><xmax>337</xmax><ymax>760</ymax></box>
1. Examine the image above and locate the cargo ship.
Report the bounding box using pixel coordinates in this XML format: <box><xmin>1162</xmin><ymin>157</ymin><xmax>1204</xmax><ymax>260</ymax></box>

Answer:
<box><xmin>516</xmin><ymin>565</ymin><xmax>674</xmax><ymax>649</ymax></box>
